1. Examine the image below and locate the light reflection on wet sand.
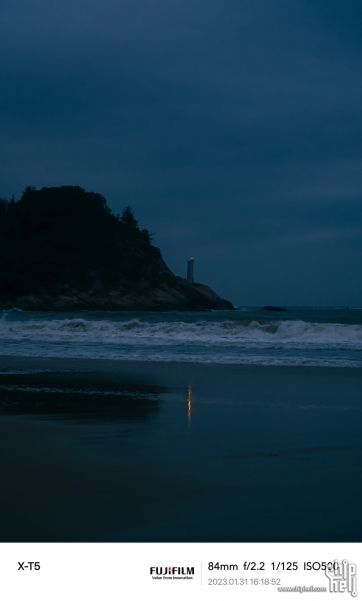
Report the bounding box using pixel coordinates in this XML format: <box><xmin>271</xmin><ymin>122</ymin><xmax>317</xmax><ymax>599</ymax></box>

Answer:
<box><xmin>186</xmin><ymin>386</ymin><xmax>193</xmax><ymax>423</ymax></box>
<box><xmin>0</xmin><ymin>357</ymin><xmax>361</xmax><ymax>542</ymax></box>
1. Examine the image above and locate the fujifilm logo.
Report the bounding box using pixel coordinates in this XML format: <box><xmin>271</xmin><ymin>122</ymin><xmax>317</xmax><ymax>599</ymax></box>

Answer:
<box><xmin>150</xmin><ymin>567</ymin><xmax>195</xmax><ymax>580</ymax></box>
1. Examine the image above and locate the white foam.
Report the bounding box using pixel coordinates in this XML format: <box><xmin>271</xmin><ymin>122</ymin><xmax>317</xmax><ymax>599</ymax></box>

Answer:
<box><xmin>1</xmin><ymin>317</ymin><xmax>362</xmax><ymax>348</ymax></box>
<box><xmin>1</xmin><ymin>315</ymin><xmax>362</xmax><ymax>366</ymax></box>
<box><xmin>0</xmin><ymin>348</ymin><xmax>360</xmax><ymax>367</ymax></box>
<box><xmin>0</xmin><ymin>384</ymin><xmax>160</xmax><ymax>397</ymax></box>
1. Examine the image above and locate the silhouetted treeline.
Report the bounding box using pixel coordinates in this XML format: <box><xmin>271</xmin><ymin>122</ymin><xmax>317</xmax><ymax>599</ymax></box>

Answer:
<box><xmin>0</xmin><ymin>186</ymin><xmax>160</xmax><ymax>296</ymax></box>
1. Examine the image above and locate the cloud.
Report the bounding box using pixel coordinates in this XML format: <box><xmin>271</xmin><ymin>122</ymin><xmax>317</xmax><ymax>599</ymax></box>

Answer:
<box><xmin>1</xmin><ymin>0</ymin><xmax>362</xmax><ymax>303</ymax></box>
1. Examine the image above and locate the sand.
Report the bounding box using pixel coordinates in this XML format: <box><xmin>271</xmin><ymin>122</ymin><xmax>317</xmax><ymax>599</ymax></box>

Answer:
<box><xmin>0</xmin><ymin>356</ymin><xmax>361</xmax><ymax>542</ymax></box>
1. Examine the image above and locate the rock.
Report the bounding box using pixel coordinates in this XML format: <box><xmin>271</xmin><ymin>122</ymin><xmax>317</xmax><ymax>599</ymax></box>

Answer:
<box><xmin>54</xmin><ymin>296</ymin><xmax>77</xmax><ymax>309</ymax></box>
<box><xmin>14</xmin><ymin>296</ymin><xmax>47</xmax><ymax>311</ymax></box>
<box><xmin>0</xmin><ymin>279</ymin><xmax>235</xmax><ymax>312</ymax></box>
<box><xmin>78</xmin><ymin>293</ymin><xmax>91</xmax><ymax>302</ymax></box>
<box><xmin>0</xmin><ymin>186</ymin><xmax>235</xmax><ymax>313</ymax></box>
<box><xmin>90</xmin><ymin>280</ymin><xmax>105</xmax><ymax>294</ymax></box>
<box><xmin>262</xmin><ymin>306</ymin><xmax>287</xmax><ymax>312</ymax></box>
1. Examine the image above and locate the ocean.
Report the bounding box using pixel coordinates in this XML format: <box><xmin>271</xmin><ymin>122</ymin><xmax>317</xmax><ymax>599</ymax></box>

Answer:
<box><xmin>0</xmin><ymin>307</ymin><xmax>361</xmax><ymax>542</ymax></box>
<box><xmin>1</xmin><ymin>306</ymin><xmax>362</xmax><ymax>367</ymax></box>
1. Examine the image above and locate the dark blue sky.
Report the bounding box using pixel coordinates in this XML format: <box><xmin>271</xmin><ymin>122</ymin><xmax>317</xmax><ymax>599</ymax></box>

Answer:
<box><xmin>1</xmin><ymin>0</ymin><xmax>362</xmax><ymax>305</ymax></box>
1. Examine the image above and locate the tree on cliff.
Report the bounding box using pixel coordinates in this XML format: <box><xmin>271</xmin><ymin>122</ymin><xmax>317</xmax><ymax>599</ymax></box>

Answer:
<box><xmin>120</xmin><ymin>205</ymin><xmax>138</xmax><ymax>228</ymax></box>
<box><xmin>0</xmin><ymin>198</ymin><xmax>9</xmax><ymax>214</ymax></box>
<box><xmin>0</xmin><ymin>186</ymin><xmax>161</xmax><ymax>297</ymax></box>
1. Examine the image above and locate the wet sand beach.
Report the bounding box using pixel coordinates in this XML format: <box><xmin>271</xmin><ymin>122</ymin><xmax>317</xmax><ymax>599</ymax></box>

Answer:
<box><xmin>0</xmin><ymin>357</ymin><xmax>361</xmax><ymax>542</ymax></box>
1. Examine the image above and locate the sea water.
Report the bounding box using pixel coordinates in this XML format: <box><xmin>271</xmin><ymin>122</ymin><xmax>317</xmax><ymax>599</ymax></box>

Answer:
<box><xmin>1</xmin><ymin>307</ymin><xmax>362</xmax><ymax>368</ymax></box>
<box><xmin>0</xmin><ymin>307</ymin><xmax>362</xmax><ymax>541</ymax></box>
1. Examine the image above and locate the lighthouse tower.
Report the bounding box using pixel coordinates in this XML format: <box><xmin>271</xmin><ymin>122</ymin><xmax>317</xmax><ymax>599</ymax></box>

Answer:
<box><xmin>187</xmin><ymin>258</ymin><xmax>194</xmax><ymax>284</ymax></box>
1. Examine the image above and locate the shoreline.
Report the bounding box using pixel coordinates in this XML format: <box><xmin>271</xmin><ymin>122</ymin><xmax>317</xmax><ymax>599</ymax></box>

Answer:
<box><xmin>0</xmin><ymin>355</ymin><xmax>361</xmax><ymax>542</ymax></box>
<box><xmin>1</xmin><ymin>354</ymin><xmax>362</xmax><ymax>374</ymax></box>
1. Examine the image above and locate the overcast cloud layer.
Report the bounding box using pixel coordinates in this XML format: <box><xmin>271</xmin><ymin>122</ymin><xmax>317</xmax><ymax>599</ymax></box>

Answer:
<box><xmin>1</xmin><ymin>0</ymin><xmax>362</xmax><ymax>305</ymax></box>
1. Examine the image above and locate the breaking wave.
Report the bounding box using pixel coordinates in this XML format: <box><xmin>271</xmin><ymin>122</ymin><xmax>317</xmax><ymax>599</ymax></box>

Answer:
<box><xmin>1</xmin><ymin>317</ymin><xmax>362</xmax><ymax>348</ymax></box>
<box><xmin>1</xmin><ymin>313</ymin><xmax>362</xmax><ymax>366</ymax></box>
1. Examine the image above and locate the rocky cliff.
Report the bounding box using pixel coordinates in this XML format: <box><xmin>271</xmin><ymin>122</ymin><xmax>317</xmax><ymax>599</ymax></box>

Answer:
<box><xmin>0</xmin><ymin>186</ymin><xmax>234</xmax><ymax>312</ymax></box>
